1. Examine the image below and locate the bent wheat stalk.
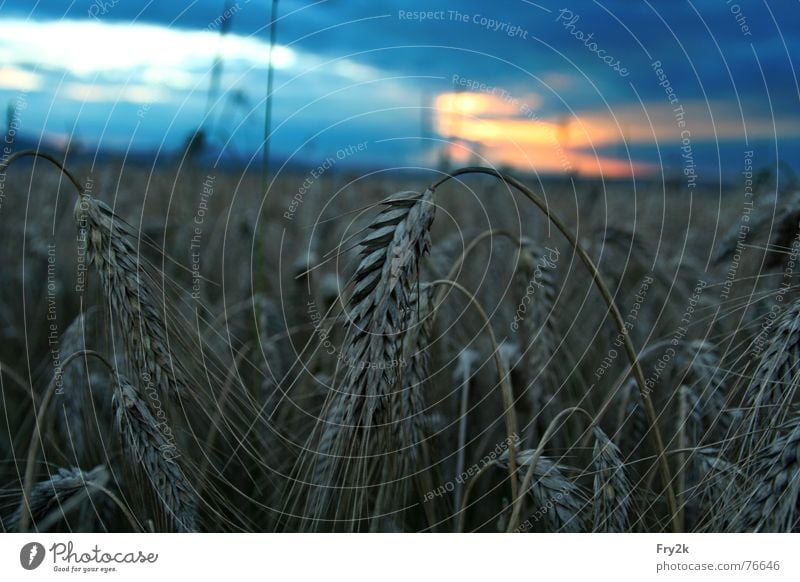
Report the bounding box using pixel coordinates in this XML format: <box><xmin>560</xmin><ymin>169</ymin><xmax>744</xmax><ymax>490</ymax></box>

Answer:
<box><xmin>429</xmin><ymin>167</ymin><xmax>679</xmax><ymax>532</ymax></box>
<box><xmin>505</xmin><ymin>406</ymin><xmax>592</xmax><ymax>531</ymax></box>
<box><xmin>75</xmin><ymin>190</ymin><xmax>193</xmax><ymax>402</ymax></box>
<box><xmin>429</xmin><ymin>279</ymin><xmax>520</xmax><ymax>507</ymax></box>
<box><xmin>2</xmin><ymin>150</ymin><xmax>196</xmax><ymax>403</ymax></box>
<box><xmin>0</xmin><ymin>149</ymin><xmax>84</xmax><ymax>191</ymax></box>
<box><xmin>306</xmin><ymin>190</ymin><xmax>436</xmax><ymax>528</ymax></box>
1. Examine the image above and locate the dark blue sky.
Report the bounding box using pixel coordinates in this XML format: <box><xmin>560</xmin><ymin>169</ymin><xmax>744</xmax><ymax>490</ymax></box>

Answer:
<box><xmin>1</xmin><ymin>0</ymin><xmax>798</xmax><ymax>180</ymax></box>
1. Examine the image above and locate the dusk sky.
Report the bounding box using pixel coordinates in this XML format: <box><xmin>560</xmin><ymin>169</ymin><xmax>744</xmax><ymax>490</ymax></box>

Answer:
<box><xmin>1</xmin><ymin>0</ymin><xmax>798</xmax><ymax>180</ymax></box>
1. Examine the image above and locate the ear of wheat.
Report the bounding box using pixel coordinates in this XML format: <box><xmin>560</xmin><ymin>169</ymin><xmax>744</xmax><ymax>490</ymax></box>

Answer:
<box><xmin>303</xmin><ymin>190</ymin><xmax>435</xmax><ymax>529</ymax></box>
<box><xmin>689</xmin><ymin>447</ymin><xmax>739</xmax><ymax>531</ymax></box>
<box><xmin>714</xmin><ymin>190</ymin><xmax>800</xmax><ymax>268</ymax></box>
<box><xmin>75</xmin><ymin>193</ymin><xmax>191</xmax><ymax>402</ymax></box>
<box><xmin>680</xmin><ymin>342</ymin><xmax>730</xmax><ymax>444</ymax></box>
<box><xmin>112</xmin><ymin>375</ymin><xmax>198</xmax><ymax>532</ymax></box>
<box><xmin>371</xmin><ymin>285</ymin><xmax>436</xmax><ymax>525</ymax></box>
<box><xmin>392</xmin><ymin>284</ymin><xmax>435</xmax><ymax>470</ymax></box>
<box><xmin>735</xmin><ymin>418</ymin><xmax>800</xmax><ymax>532</ymax></box>
<box><xmin>500</xmin><ymin>450</ymin><xmax>586</xmax><ymax>532</ymax></box>
<box><xmin>54</xmin><ymin>309</ymin><xmax>96</xmax><ymax>464</ymax></box>
<box><xmin>742</xmin><ymin>300</ymin><xmax>800</xmax><ymax>452</ymax></box>
<box><xmin>6</xmin><ymin>466</ymin><xmax>108</xmax><ymax>531</ymax></box>
<box><xmin>616</xmin><ymin>377</ymin><xmax>648</xmax><ymax>452</ymax></box>
<box><xmin>591</xmin><ymin>426</ymin><xmax>631</xmax><ymax>532</ymax></box>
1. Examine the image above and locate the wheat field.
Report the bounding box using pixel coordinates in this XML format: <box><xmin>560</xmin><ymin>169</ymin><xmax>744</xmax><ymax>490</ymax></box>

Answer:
<box><xmin>0</xmin><ymin>150</ymin><xmax>798</xmax><ymax>533</ymax></box>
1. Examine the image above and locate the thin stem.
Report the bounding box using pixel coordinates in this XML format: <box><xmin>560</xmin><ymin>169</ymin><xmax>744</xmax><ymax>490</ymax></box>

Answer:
<box><xmin>676</xmin><ymin>387</ymin><xmax>688</xmax><ymax>532</ymax></box>
<box><xmin>430</xmin><ymin>167</ymin><xmax>679</xmax><ymax>532</ymax></box>
<box><xmin>0</xmin><ymin>149</ymin><xmax>85</xmax><ymax>194</ymax></box>
<box><xmin>196</xmin><ymin>341</ymin><xmax>251</xmax><ymax>499</ymax></box>
<box><xmin>456</xmin><ymin>459</ymin><xmax>500</xmax><ymax>533</ymax></box>
<box><xmin>452</xmin><ymin>351</ymin><xmax>474</xmax><ymax>518</ymax></box>
<box><xmin>436</xmin><ymin>228</ymin><xmax>523</xmax><ymax>307</ymax></box>
<box><xmin>89</xmin><ymin>483</ymin><xmax>144</xmax><ymax>533</ymax></box>
<box><xmin>262</xmin><ymin>0</ymin><xmax>280</xmax><ymax>191</ymax></box>
<box><xmin>429</xmin><ymin>279</ymin><xmax>519</xmax><ymax>513</ymax></box>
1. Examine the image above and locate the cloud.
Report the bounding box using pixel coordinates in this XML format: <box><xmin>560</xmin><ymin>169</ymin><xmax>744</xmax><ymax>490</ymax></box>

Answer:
<box><xmin>60</xmin><ymin>83</ymin><xmax>170</xmax><ymax>104</ymax></box>
<box><xmin>434</xmin><ymin>89</ymin><xmax>657</xmax><ymax>176</ymax></box>
<box><xmin>0</xmin><ymin>18</ymin><xmax>297</xmax><ymax>76</ymax></box>
<box><xmin>431</xmin><ymin>86</ymin><xmax>800</xmax><ymax>177</ymax></box>
<box><xmin>0</xmin><ymin>1</ymin><xmax>797</xmax><ymax>175</ymax></box>
<box><xmin>0</xmin><ymin>65</ymin><xmax>44</xmax><ymax>91</ymax></box>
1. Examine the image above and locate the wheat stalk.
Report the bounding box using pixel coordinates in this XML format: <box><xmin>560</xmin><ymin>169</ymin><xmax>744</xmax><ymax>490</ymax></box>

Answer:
<box><xmin>75</xmin><ymin>192</ymin><xmax>192</xmax><ymax>402</ymax></box>
<box><xmin>304</xmin><ymin>190</ymin><xmax>435</xmax><ymax>528</ymax></box>
<box><xmin>429</xmin><ymin>279</ymin><xmax>521</xmax><ymax>521</ymax></box>
<box><xmin>453</xmin><ymin>348</ymin><xmax>479</xmax><ymax>514</ymax></box>
<box><xmin>500</xmin><ymin>451</ymin><xmax>586</xmax><ymax>532</ymax></box>
<box><xmin>429</xmin><ymin>167</ymin><xmax>679</xmax><ymax>531</ymax></box>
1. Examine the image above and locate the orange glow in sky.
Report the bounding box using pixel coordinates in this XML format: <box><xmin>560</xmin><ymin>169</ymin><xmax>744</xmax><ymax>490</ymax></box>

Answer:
<box><xmin>434</xmin><ymin>91</ymin><xmax>654</xmax><ymax>178</ymax></box>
